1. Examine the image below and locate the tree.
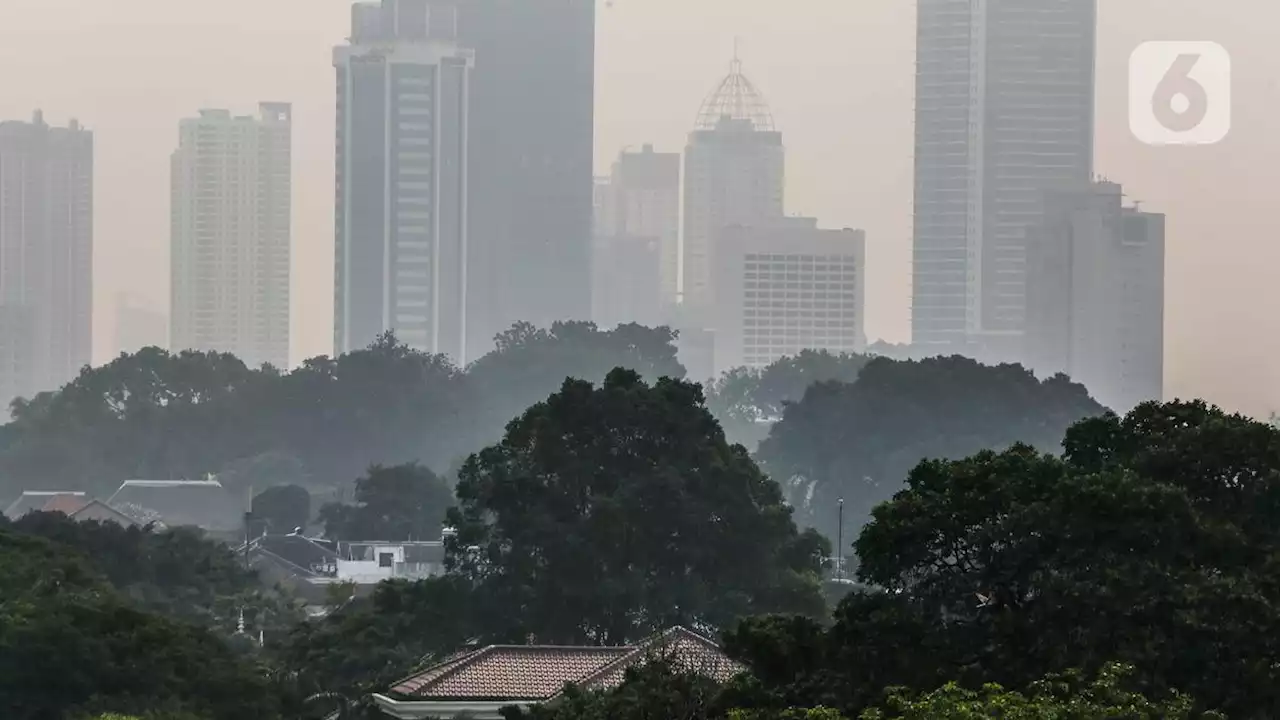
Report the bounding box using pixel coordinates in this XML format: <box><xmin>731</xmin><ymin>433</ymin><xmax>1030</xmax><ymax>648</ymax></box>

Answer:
<box><xmin>448</xmin><ymin>368</ymin><xmax>829</xmax><ymax>646</ymax></box>
<box><xmin>319</xmin><ymin>463</ymin><xmax>453</xmax><ymax>541</ymax></box>
<box><xmin>0</xmin><ymin>526</ymin><xmax>278</xmax><ymax>720</ymax></box>
<box><xmin>252</xmin><ymin>484</ymin><xmax>312</xmax><ymax>534</ymax></box>
<box><xmin>466</xmin><ymin>321</ymin><xmax>686</xmax><ymax>448</ymax></box>
<box><xmin>757</xmin><ymin>356</ymin><xmax>1103</xmax><ymax>541</ymax></box>
<box><xmin>707</xmin><ymin>351</ymin><xmax>869</xmax><ymax>450</ymax></box>
<box><xmin>737</xmin><ymin>401</ymin><xmax>1280</xmax><ymax>718</ymax></box>
<box><xmin>858</xmin><ymin>664</ymin><xmax>1220</xmax><ymax>719</ymax></box>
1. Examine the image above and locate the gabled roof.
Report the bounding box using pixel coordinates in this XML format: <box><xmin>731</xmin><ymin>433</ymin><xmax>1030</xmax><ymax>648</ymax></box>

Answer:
<box><xmin>388</xmin><ymin>626</ymin><xmax>744</xmax><ymax>702</ymax></box>
<box><xmin>41</xmin><ymin>493</ymin><xmax>89</xmax><ymax>515</ymax></box>
<box><xmin>107</xmin><ymin>479</ymin><xmax>241</xmax><ymax>530</ymax></box>
<box><xmin>68</xmin><ymin>499</ymin><xmax>141</xmax><ymax>528</ymax></box>
<box><xmin>3</xmin><ymin>491</ymin><xmax>86</xmax><ymax>520</ymax></box>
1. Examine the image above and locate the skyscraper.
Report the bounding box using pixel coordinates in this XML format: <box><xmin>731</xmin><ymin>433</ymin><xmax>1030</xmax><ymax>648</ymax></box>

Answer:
<box><xmin>170</xmin><ymin>104</ymin><xmax>292</xmax><ymax>369</ymax></box>
<box><xmin>0</xmin><ymin>111</ymin><xmax>93</xmax><ymax>408</ymax></box>
<box><xmin>334</xmin><ymin>0</ymin><xmax>474</xmax><ymax>362</ymax></box>
<box><xmin>1025</xmin><ymin>181</ymin><xmax>1164</xmax><ymax>412</ymax></box>
<box><xmin>683</xmin><ymin>58</ymin><xmax>785</xmax><ymax>320</ymax></box>
<box><xmin>911</xmin><ymin>0</ymin><xmax>1097</xmax><ymax>360</ymax></box>
<box><xmin>446</xmin><ymin>0</ymin><xmax>596</xmax><ymax>361</ymax></box>
<box><xmin>712</xmin><ymin>218</ymin><xmax>866</xmax><ymax>374</ymax></box>
<box><xmin>602</xmin><ymin>144</ymin><xmax>680</xmax><ymax>310</ymax></box>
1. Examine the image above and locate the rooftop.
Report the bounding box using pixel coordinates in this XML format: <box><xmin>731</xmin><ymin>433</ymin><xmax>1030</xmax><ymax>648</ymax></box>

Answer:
<box><xmin>694</xmin><ymin>57</ymin><xmax>775</xmax><ymax>132</ymax></box>
<box><xmin>3</xmin><ymin>491</ymin><xmax>86</xmax><ymax>520</ymax></box>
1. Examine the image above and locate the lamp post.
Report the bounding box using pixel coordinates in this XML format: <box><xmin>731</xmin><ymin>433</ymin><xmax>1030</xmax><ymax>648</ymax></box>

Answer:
<box><xmin>836</xmin><ymin>497</ymin><xmax>844</xmax><ymax>579</ymax></box>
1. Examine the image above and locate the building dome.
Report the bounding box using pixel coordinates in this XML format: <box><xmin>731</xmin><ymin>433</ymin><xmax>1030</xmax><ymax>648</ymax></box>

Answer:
<box><xmin>694</xmin><ymin>57</ymin><xmax>776</xmax><ymax>132</ymax></box>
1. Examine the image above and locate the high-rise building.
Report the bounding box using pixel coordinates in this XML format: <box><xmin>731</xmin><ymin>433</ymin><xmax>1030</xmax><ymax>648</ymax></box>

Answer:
<box><xmin>0</xmin><ymin>111</ymin><xmax>93</xmax><ymax>408</ymax></box>
<box><xmin>334</xmin><ymin>0</ymin><xmax>474</xmax><ymax>362</ymax></box>
<box><xmin>712</xmin><ymin>218</ymin><xmax>866</xmax><ymax>374</ymax></box>
<box><xmin>170</xmin><ymin>104</ymin><xmax>292</xmax><ymax>369</ymax></box>
<box><xmin>1025</xmin><ymin>181</ymin><xmax>1164</xmax><ymax>412</ymax></box>
<box><xmin>602</xmin><ymin>144</ymin><xmax>680</xmax><ymax>309</ymax></box>
<box><xmin>442</xmin><ymin>0</ymin><xmax>596</xmax><ymax>361</ymax></box>
<box><xmin>683</xmin><ymin>59</ymin><xmax>785</xmax><ymax>320</ymax></box>
<box><xmin>911</xmin><ymin>0</ymin><xmax>1097</xmax><ymax>361</ymax></box>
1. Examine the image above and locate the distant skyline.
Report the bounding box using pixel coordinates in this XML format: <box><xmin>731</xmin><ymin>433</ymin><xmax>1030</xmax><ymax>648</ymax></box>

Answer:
<box><xmin>1</xmin><ymin>0</ymin><xmax>1277</xmax><ymax>415</ymax></box>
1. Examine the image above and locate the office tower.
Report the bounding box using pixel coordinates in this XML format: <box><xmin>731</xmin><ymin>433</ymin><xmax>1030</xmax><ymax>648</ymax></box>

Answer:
<box><xmin>602</xmin><ymin>145</ymin><xmax>680</xmax><ymax>309</ymax></box>
<box><xmin>334</xmin><ymin>0</ymin><xmax>474</xmax><ymax>362</ymax></box>
<box><xmin>1025</xmin><ymin>181</ymin><xmax>1164</xmax><ymax>412</ymax></box>
<box><xmin>591</xmin><ymin>233</ymin><xmax>662</xmax><ymax>330</ymax></box>
<box><xmin>0</xmin><ymin>111</ymin><xmax>93</xmax><ymax>409</ymax></box>
<box><xmin>912</xmin><ymin>0</ymin><xmax>1097</xmax><ymax>361</ymax></box>
<box><xmin>115</xmin><ymin>292</ymin><xmax>168</xmax><ymax>357</ymax></box>
<box><xmin>683</xmin><ymin>58</ymin><xmax>785</xmax><ymax>320</ymax></box>
<box><xmin>712</xmin><ymin>218</ymin><xmax>866</xmax><ymax>374</ymax></box>
<box><xmin>443</xmin><ymin>0</ymin><xmax>596</xmax><ymax>361</ymax></box>
<box><xmin>171</xmin><ymin>104</ymin><xmax>292</xmax><ymax>369</ymax></box>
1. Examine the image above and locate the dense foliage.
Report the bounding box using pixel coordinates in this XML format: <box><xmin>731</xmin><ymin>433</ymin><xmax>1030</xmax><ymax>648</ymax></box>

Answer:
<box><xmin>0</xmin><ymin>322</ymin><xmax>685</xmax><ymax>501</ymax></box>
<box><xmin>318</xmin><ymin>463</ymin><xmax>452</xmax><ymax>541</ymax></box>
<box><xmin>0</xmin><ymin>525</ymin><xmax>277</xmax><ymax>720</ymax></box>
<box><xmin>758</xmin><ymin>355</ymin><xmax>1104</xmax><ymax>539</ymax></box>
<box><xmin>448</xmin><ymin>368</ymin><xmax>829</xmax><ymax>645</ymax></box>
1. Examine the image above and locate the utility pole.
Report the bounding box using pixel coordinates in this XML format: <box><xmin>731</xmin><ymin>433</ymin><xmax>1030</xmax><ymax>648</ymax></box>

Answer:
<box><xmin>836</xmin><ymin>497</ymin><xmax>844</xmax><ymax>579</ymax></box>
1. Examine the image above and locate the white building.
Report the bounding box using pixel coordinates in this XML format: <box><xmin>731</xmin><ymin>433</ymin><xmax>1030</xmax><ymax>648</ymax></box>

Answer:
<box><xmin>911</xmin><ymin>0</ymin><xmax>1097</xmax><ymax>362</ymax></box>
<box><xmin>170</xmin><ymin>104</ymin><xmax>292</xmax><ymax>369</ymax></box>
<box><xmin>712</xmin><ymin>218</ymin><xmax>866</xmax><ymax>374</ymax></box>
<box><xmin>1025</xmin><ymin>181</ymin><xmax>1164</xmax><ymax>412</ymax></box>
<box><xmin>0</xmin><ymin>111</ymin><xmax>93</xmax><ymax>409</ymax></box>
<box><xmin>683</xmin><ymin>58</ymin><xmax>784</xmax><ymax>321</ymax></box>
<box><xmin>334</xmin><ymin>0</ymin><xmax>474</xmax><ymax>363</ymax></box>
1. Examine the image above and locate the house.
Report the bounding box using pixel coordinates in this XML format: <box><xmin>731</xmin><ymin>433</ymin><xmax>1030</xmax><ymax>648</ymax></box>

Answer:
<box><xmin>3</xmin><ymin>491</ymin><xmax>139</xmax><ymax>527</ymax></box>
<box><xmin>107</xmin><ymin>478</ymin><xmax>243</xmax><ymax>530</ymax></box>
<box><xmin>240</xmin><ymin>535</ymin><xmax>446</xmax><ymax>615</ymax></box>
<box><xmin>371</xmin><ymin>626</ymin><xmax>745</xmax><ymax>719</ymax></box>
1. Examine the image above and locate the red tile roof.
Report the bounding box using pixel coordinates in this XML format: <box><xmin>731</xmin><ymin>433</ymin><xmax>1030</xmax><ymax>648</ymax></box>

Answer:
<box><xmin>389</xmin><ymin>626</ymin><xmax>744</xmax><ymax>701</ymax></box>
<box><xmin>41</xmin><ymin>494</ymin><xmax>89</xmax><ymax>515</ymax></box>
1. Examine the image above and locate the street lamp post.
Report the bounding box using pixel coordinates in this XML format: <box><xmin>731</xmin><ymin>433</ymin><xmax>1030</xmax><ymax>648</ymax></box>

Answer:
<box><xmin>836</xmin><ymin>497</ymin><xmax>844</xmax><ymax>579</ymax></box>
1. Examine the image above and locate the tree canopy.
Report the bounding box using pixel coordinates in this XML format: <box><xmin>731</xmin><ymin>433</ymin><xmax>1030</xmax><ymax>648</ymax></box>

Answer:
<box><xmin>728</xmin><ymin>401</ymin><xmax>1280</xmax><ymax>718</ymax></box>
<box><xmin>318</xmin><ymin>463</ymin><xmax>452</xmax><ymax>541</ymax></box>
<box><xmin>757</xmin><ymin>355</ymin><xmax>1104</xmax><ymax>540</ymax></box>
<box><xmin>448</xmin><ymin>368</ymin><xmax>828</xmax><ymax>645</ymax></box>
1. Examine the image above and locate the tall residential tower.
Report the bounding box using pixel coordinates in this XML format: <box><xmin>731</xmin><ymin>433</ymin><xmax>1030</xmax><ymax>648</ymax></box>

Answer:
<box><xmin>0</xmin><ymin>112</ymin><xmax>93</xmax><ymax>408</ymax></box>
<box><xmin>334</xmin><ymin>0</ymin><xmax>473</xmax><ymax>361</ymax></box>
<box><xmin>170</xmin><ymin>104</ymin><xmax>292</xmax><ymax>369</ymax></box>
<box><xmin>911</xmin><ymin>0</ymin><xmax>1097</xmax><ymax>361</ymax></box>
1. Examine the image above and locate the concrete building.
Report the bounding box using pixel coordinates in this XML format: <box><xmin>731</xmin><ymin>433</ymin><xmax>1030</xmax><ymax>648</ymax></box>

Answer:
<box><xmin>683</xmin><ymin>58</ymin><xmax>785</xmax><ymax>321</ymax></box>
<box><xmin>0</xmin><ymin>111</ymin><xmax>93</xmax><ymax>410</ymax></box>
<box><xmin>712</xmin><ymin>218</ymin><xmax>866</xmax><ymax>374</ymax></box>
<box><xmin>591</xmin><ymin>234</ymin><xmax>662</xmax><ymax>330</ymax></box>
<box><xmin>170</xmin><ymin>104</ymin><xmax>291</xmax><ymax>369</ymax></box>
<box><xmin>912</xmin><ymin>0</ymin><xmax>1097</xmax><ymax>361</ymax></box>
<box><xmin>1025</xmin><ymin>181</ymin><xmax>1164</xmax><ymax>412</ymax></box>
<box><xmin>334</xmin><ymin>0</ymin><xmax>474</xmax><ymax>362</ymax></box>
<box><xmin>444</xmin><ymin>0</ymin><xmax>597</xmax><ymax>362</ymax></box>
<box><xmin>601</xmin><ymin>145</ymin><xmax>680</xmax><ymax>309</ymax></box>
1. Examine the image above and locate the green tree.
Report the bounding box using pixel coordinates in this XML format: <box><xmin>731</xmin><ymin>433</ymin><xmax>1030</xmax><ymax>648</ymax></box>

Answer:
<box><xmin>448</xmin><ymin>368</ymin><xmax>828</xmax><ymax>645</ymax></box>
<box><xmin>737</xmin><ymin>401</ymin><xmax>1280</xmax><ymax>717</ymax></box>
<box><xmin>707</xmin><ymin>351</ymin><xmax>869</xmax><ymax>450</ymax></box>
<box><xmin>858</xmin><ymin>664</ymin><xmax>1219</xmax><ymax>719</ymax></box>
<box><xmin>252</xmin><ymin>484</ymin><xmax>312</xmax><ymax>534</ymax></box>
<box><xmin>757</xmin><ymin>356</ymin><xmax>1103</xmax><ymax>542</ymax></box>
<box><xmin>319</xmin><ymin>463</ymin><xmax>453</xmax><ymax>541</ymax></box>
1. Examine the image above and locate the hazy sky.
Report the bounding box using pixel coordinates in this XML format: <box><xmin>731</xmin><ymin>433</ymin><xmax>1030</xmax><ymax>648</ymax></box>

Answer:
<box><xmin>1</xmin><ymin>0</ymin><xmax>1276</xmax><ymax>415</ymax></box>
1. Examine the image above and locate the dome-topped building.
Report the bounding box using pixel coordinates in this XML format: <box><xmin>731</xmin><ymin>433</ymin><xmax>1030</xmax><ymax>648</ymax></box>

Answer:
<box><xmin>694</xmin><ymin>58</ymin><xmax>776</xmax><ymax>132</ymax></box>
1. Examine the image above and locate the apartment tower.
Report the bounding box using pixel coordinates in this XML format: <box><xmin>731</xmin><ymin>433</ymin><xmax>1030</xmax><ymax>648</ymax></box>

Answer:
<box><xmin>0</xmin><ymin>111</ymin><xmax>93</xmax><ymax>408</ymax></box>
<box><xmin>334</xmin><ymin>0</ymin><xmax>473</xmax><ymax>361</ymax></box>
<box><xmin>912</xmin><ymin>0</ymin><xmax>1097</xmax><ymax>361</ymax></box>
<box><xmin>170</xmin><ymin>104</ymin><xmax>292</xmax><ymax>369</ymax></box>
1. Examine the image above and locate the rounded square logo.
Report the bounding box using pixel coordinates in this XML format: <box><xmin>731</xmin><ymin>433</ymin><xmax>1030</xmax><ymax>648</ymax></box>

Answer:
<box><xmin>1129</xmin><ymin>41</ymin><xmax>1231</xmax><ymax>146</ymax></box>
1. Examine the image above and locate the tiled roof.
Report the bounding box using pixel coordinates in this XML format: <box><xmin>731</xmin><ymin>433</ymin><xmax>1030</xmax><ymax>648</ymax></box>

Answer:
<box><xmin>3</xmin><ymin>491</ymin><xmax>87</xmax><ymax>520</ymax></box>
<box><xmin>41</xmin><ymin>493</ymin><xmax>89</xmax><ymax>515</ymax></box>
<box><xmin>389</xmin><ymin>627</ymin><xmax>744</xmax><ymax>702</ymax></box>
